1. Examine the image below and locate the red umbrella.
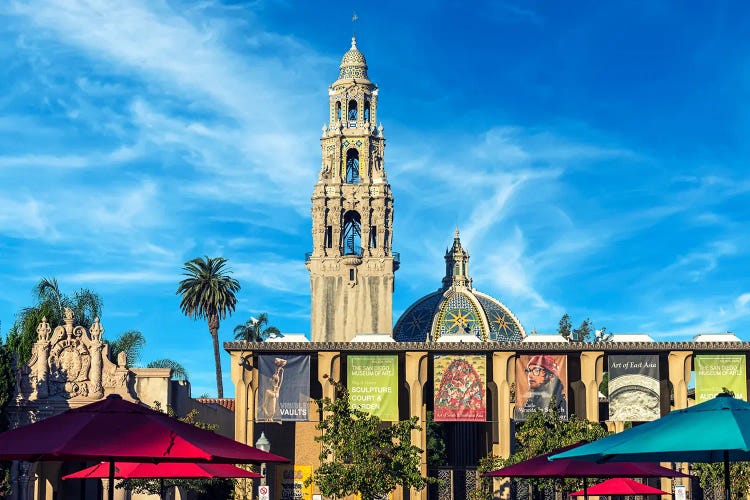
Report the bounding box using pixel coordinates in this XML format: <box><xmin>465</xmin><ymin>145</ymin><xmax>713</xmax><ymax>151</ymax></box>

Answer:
<box><xmin>484</xmin><ymin>442</ymin><xmax>688</xmax><ymax>499</ymax></box>
<box><xmin>568</xmin><ymin>477</ymin><xmax>668</xmax><ymax>497</ymax></box>
<box><xmin>0</xmin><ymin>395</ymin><xmax>288</xmax><ymax>500</ymax></box>
<box><xmin>63</xmin><ymin>462</ymin><xmax>262</xmax><ymax>480</ymax></box>
<box><xmin>64</xmin><ymin>461</ymin><xmax>262</xmax><ymax>500</ymax></box>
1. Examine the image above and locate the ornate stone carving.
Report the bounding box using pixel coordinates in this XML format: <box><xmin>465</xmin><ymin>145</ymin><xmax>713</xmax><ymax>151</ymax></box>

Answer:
<box><xmin>10</xmin><ymin>311</ymin><xmax>135</xmax><ymax>411</ymax></box>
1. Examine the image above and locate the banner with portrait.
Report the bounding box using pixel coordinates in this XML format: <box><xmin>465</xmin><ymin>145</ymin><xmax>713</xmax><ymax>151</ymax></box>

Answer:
<box><xmin>514</xmin><ymin>354</ymin><xmax>568</xmax><ymax>421</ymax></box>
<box><xmin>347</xmin><ymin>355</ymin><xmax>399</xmax><ymax>421</ymax></box>
<box><xmin>433</xmin><ymin>354</ymin><xmax>486</xmax><ymax>422</ymax></box>
<box><xmin>695</xmin><ymin>354</ymin><xmax>747</xmax><ymax>402</ymax></box>
<box><xmin>257</xmin><ymin>355</ymin><xmax>310</xmax><ymax>422</ymax></box>
<box><xmin>608</xmin><ymin>355</ymin><xmax>660</xmax><ymax>421</ymax></box>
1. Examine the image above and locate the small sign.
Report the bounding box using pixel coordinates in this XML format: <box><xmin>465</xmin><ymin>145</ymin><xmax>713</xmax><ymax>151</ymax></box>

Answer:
<box><xmin>258</xmin><ymin>485</ymin><xmax>270</xmax><ymax>500</ymax></box>
<box><xmin>675</xmin><ymin>485</ymin><xmax>686</xmax><ymax>500</ymax></box>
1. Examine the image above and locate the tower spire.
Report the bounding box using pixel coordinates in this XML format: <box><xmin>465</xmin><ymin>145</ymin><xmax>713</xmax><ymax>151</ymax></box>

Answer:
<box><xmin>308</xmin><ymin>36</ymin><xmax>396</xmax><ymax>342</ymax></box>
<box><xmin>442</xmin><ymin>229</ymin><xmax>472</xmax><ymax>290</ymax></box>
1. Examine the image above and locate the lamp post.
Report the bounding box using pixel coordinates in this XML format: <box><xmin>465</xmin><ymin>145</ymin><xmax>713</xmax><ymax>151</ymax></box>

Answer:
<box><xmin>255</xmin><ymin>431</ymin><xmax>271</xmax><ymax>487</ymax></box>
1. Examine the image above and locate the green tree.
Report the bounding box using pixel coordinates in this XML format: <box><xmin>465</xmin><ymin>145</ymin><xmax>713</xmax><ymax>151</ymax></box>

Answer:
<box><xmin>6</xmin><ymin>278</ymin><xmax>103</xmax><ymax>363</ymax></box>
<box><xmin>471</xmin><ymin>403</ymin><xmax>608</xmax><ymax>499</ymax></box>
<box><xmin>176</xmin><ymin>256</ymin><xmax>240</xmax><ymax>398</ymax></box>
<box><xmin>692</xmin><ymin>462</ymin><xmax>750</xmax><ymax>500</ymax></box>
<box><xmin>425</xmin><ymin>411</ymin><xmax>447</xmax><ymax>467</ymax></box>
<box><xmin>305</xmin><ymin>377</ymin><xmax>431</xmax><ymax>500</ymax></box>
<box><xmin>233</xmin><ymin>312</ymin><xmax>281</xmax><ymax>342</ymax></box>
<box><xmin>147</xmin><ymin>359</ymin><xmax>189</xmax><ymax>381</ymax></box>
<box><xmin>572</xmin><ymin>318</ymin><xmax>593</xmax><ymax>342</ymax></box>
<box><xmin>558</xmin><ymin>313</ymin><xmax>572</xmax><ymax>340</ymax></box>
<box><xmin>108</xmin><ymin>330</ymin><xmax>146</xmax><ymax>368</ymax></box>
<box><xmin>557</xmin><ymin>314</ymin><xmax>604</xmax><ymax>343</ymax></box>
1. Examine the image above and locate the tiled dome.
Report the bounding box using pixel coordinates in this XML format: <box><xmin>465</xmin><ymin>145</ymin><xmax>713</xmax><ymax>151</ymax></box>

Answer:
<box><xmin>338</xmin><ymin>37</ymin><xmax>369</xmax><ymax>80</ymax></box>
<box><xmin>393</xmin><ymin>230</ymin><xmax>526</xmax><ymax>342</ymax></box>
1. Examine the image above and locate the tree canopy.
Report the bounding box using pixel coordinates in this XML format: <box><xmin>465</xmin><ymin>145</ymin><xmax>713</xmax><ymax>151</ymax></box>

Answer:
<box><xmin>233</xmin><ymin>312</ymin><xmax>281</xmax><ymax>342</ymax></box>
<box><xmin>306</xmin><ymin>377</ymin><xmax>431</xmax><ymax>500</ymax></box>
<box><xmin>176</xmin><ymin>256</ymin><xmax>240</xmax><ymax>398</ymax></box>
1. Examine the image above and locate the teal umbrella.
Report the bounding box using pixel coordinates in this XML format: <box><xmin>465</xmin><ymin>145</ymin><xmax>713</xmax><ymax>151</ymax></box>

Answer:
<box><xmin>550</xmin><ymin>394</ymin><xmax>750</xmax><ymax>499</ymax></box>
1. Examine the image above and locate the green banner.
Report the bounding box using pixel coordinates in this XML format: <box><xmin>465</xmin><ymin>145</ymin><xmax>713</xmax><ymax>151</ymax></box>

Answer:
<box><xmin>695</xmin><ymin>354</ymin><xmax>747</xmax><ymax>402</ymax></box>
<box><xmin>347</xmin><ymin>355</ymin><xmax>399</xmax><ymax>421</ymax></box>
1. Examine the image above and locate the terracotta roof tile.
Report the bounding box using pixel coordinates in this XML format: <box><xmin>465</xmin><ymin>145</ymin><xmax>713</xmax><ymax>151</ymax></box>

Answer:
<box><xmin>196</xmin><ymin>398</ymin><xmax>235</xmax><ymax>412</ymax></box>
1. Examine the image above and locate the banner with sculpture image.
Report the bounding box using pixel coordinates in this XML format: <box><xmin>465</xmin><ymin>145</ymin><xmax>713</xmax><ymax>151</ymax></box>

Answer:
<box><xmin>695</xmin><ymin>354</ymin><xmax>747</xmax><ymax>402</ymax></box>
<box><xmin>514</xmin><ymin>354</ymin><xmax>568</xmax><ymax>421</ymax></box>
<box><xmin>608</xmin><ymin>354</ymin><xmax>660</xmax><ymax>421</ymax></box>
<box><xmin>433</xmin><ymin>354</ymin><xmax>486</xmax><ymax>422</ymax></box>
<box><xmin>347</xmin><ymin>355</ymin><xmax>399</xmax><ymax>421</ymax></box>
<box><xmin>257</xmin><ymin>355</ymin><xmax>310</xmax><ymax>422</ymax></box>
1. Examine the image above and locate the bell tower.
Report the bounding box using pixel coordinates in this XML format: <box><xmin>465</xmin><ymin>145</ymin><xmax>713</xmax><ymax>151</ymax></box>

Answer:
<box><xmin>307</xmin><ymin>37</ymin><xmax>398</xmax><ymax>343</ymax></box>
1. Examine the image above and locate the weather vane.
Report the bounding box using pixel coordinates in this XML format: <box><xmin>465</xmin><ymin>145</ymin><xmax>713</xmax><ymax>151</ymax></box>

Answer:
<box><xmin>352</xmin><ymin>11</ymin><xmax>358</xmax><ymax>37</ymax></box>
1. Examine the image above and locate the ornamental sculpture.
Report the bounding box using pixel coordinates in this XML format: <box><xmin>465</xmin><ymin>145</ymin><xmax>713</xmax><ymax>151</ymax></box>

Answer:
<box><xmin>10</xmin><ymin>308</ymin><xmax>135</xmax><ymax>428</ymax></box>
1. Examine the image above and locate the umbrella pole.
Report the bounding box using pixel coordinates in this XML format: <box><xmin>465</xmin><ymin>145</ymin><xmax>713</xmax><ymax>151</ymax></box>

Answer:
<box><xmin>108</xmin><ymin>459</ymin><xmax>115</xmax><ymax>500</ymax></box>
<box><xmin>724</xmin><ymin>450</ymin><xmax>731</xmax><ymax>500</ymax></box>
<box><xmin>583</xmin><ymin>477</ymin><xmax>588</xmax><ymax>500</ymax></box>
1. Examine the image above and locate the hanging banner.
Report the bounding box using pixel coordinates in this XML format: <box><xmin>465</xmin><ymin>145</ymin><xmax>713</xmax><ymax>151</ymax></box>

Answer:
<box><xmin>695</xmin><ymin>354</ymin><xmax>747</xmax><ymax>402</ymax></box>
<box><xmin>608</xmin><ymin>355</ymin><xmax>660</xmax><ymax>421</ymax></box>
<box><xmin>433</xmin><ymin>354</ymin><xmax>486</xmax><ymax>422</ymax></box>
<box><xmin>514</xmin><ymin>354</ymin><xmax>568</xmax><ymax>421</ymax></box>
<box><xmin>275</xmin><ymin>464</ymin><xmax>313</xmax><ymax>500</ymax></box>
<box><xmin>347</xmin><ymin>355</ymin><xmax>399</xmax><ymax>421</ymax></box>
<box><xmin>257</xmin><ymin>355</ymin><xmax>310</xmax><ymax>422</ymax></box>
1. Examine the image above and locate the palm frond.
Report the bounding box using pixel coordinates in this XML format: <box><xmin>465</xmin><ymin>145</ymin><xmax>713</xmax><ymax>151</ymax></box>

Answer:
<box><xmin>147</xmin><ymin>359</ymin><xmax>189</xmax><ymax>381</ymax></box>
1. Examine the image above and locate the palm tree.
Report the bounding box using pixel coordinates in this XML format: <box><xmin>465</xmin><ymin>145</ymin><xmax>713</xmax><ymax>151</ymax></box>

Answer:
<box><xmin>108</xmin><ymin>330</ymin><xmax>146</xmax><ymax>368</ymax></box>
<box><xmin>176</xmin><ymin>256</ymin><xmax>240</xmax><ymax>398</ymax></box>
<box><xmin>147</xmin><ymin>359</ymin><xmax>190</xmax><ymax>381</ymax></box>
<box><xmin>233</xmin><ymin>312</ymin><xmax>281</xmax><ymax>342</ymax></box>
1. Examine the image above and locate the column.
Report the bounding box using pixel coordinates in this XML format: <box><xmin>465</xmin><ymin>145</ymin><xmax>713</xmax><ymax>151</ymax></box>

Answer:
<box><xmin>579</xmin><ymin>351</ymin><xmax>604</xmax><ymax>422</ymax></box>
<box><xmin>668</xmin><ymin>351</ymin><xmax>692</xmax><ymax>410</ymax></box>
<box><xmin>405</xmin><ymin>351</ymin><xmax>428</xmax><ymax>500</ymax></box>
<box><xmin>229</xmin><ymin>350</ymin><xmax>255</xmax><ymax>446</ymax></box>
<box><xmin>492</xmin><ymin>351</ymin><xmax>514</xmax><ymax>458</ymax></box>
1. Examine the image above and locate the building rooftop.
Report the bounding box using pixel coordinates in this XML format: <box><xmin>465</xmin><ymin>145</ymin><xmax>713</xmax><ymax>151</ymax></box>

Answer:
<box><xmin>351</xmin><ymin>334</ymin><xmax>395</xmax><ymax>343</ymax></box>
<box><xmin>610</xmin><ymin>333</ymin><xmax>655</xmax><ymax>342</ymax></box>
<box><xmin>522</xmin><ymin>333</ymin><xmax>569</xmax><ymax>343</ymax></box>
<box><xmin>265</xmin><ymin>334</ymin><xmax>310</xmax><ymax>343</ymax></box>
<box><xmin>692</xmin><ymin>333</ymin><xmax>742</xmax><ymax>342</ymax></box>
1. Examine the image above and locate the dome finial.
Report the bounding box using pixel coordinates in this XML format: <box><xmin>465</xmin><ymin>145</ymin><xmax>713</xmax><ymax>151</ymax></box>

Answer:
<box><xmin>454</xmin><ymin>226</ymin><xmax>460</xmax><ymax>239</ymax></box>
<box><xmin>351</xmin><ymin>36</ymin><xmax>357</xmax><ymax>50</ymax></box>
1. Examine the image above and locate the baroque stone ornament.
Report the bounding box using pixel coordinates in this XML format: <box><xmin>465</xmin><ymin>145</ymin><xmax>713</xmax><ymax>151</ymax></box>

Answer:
<box><xmin>8</xmin><ymin>310</ymin><xmax>136</xmax><ymax>430</ymax></box>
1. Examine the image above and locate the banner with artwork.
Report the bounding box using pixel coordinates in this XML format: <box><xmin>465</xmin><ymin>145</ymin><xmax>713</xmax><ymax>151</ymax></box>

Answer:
<box><xmin>514</xmin><ymin>354</ymin><xmax>568</xmax><ymax>421</ymax></box>
<box><xmin>347</xmin><ymin>355</ymin><xmax>399</xmax><ymax>421</ymax></box>
<box><xmin>433</xmin><ymin>354</ymin><xmax>486</xmax><ymax>422</ymax></box>
<box><xmin>695</xmin><ymin>354</ymin><xmax>747</xmax><ymax>402</ymax></box>
<box><xmin>257</xmin><ymin>355</ymin><xmax>310</xmax><ymax>422</ymax></box>
<box><xmin>608</xmin><ymin>355</ymin><xmax>660</xmax><ymax>421</ymax></box>
<box><xmin>275</xmin><ymin>464</ymin><xmax>313</xmax><ymax>500</ymax></box>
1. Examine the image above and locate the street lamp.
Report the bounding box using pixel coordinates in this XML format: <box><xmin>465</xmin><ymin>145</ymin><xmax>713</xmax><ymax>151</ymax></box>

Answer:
<box><xmin>255</xmin><ymin>432</ymin><xmax>271</xmax><ymax>486</ymax></box>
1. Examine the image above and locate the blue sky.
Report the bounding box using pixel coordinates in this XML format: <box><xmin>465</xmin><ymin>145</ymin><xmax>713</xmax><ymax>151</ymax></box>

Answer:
<box><xmin>1</xmin><ymin>1</ymin><xmax>749</xmax><ymax>397</ymax></box>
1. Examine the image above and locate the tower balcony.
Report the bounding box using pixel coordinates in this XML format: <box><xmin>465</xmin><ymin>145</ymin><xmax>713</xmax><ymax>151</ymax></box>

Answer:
<box><xmin>305</xmin><ymin>250</ymin><xmax>400</xmax><ymax>270</ymax></box>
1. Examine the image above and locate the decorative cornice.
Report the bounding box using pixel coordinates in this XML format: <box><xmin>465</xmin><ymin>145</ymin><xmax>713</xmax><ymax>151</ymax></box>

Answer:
<box><xmin>224</xmin><ymin>341</ymin><xmax>750</xmax><ymax>353</ymax></box>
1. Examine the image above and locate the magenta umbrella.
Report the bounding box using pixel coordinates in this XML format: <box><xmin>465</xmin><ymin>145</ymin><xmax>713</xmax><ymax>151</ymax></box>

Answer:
<box><xmin>0</xmin><ymin>395</ymin><xmax>288</xmax><ymax>500</ymax></box>
<box><xmin>484</xmin><ymin>442</ymin><xmax>688</xmax><ymax>499</ymax></box>
<box><xmin>64</xmin><ymin>462</ymin><xmax>262</xmax><ymax>499</ymax></box>
<box><xmin>568</xmin><ymin>477</ymin><xmax>668</xmax><ymax>497</ymax></box>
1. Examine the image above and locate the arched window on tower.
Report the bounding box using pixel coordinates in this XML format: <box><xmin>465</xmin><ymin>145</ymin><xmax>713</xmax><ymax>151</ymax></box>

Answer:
<box><xmin>345</xmin><ymin>149</ymin><xmax>360</xmax><ymax>183</ymax></box>
<box><xmin>364</xmin><ymin>100</ymin><xmax>371</xmax><ymax>122</ymax></box>
<box><xmin>336</xmin><ymin>101</ymin><xmax>341</xmax><ymax>120</ymax></box>
<box><xmin>341</xmin><ymin>211</ymin><xmax>362</xmax><ymax>256</ymax></box>
<box><xmin>348</xmin><ymin>100</ymin><xmax>358</xmax><ymax>121</ymax></box>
